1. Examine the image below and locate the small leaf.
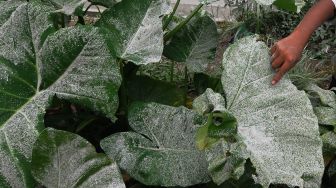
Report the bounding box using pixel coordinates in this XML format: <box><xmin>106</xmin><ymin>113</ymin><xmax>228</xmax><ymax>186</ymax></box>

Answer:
<box><xmin>193</xmin><ymin>89</ymin><xmax>237</xmax><ymax>145</ymax></box>
<box><xmin>163</xmin><ymin>13</ymin><xmax>220</xmax><ymax>76</ymax></box>
<box><xmin>101</xmin><ymin>102</ymin><xmax>210</xmax><ymax>187</ymax></box>
<box><xmin>206</xmin><ymin>139</ymin><xmax>249</xmax><ymax>183</ymax></box>
<box><xmin>193</xmin><ymin>88</ymin><xmax>226</xmax><ymax>115</ymax></box>
<box><xmin>31</xmin><ymin>128</ymin><xmax>125</xmax><ymax>188</ymax></box>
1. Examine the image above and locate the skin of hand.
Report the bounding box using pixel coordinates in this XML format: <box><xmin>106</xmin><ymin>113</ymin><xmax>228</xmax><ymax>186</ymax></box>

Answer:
<box><xmin>270</xmin><ymin>0</ymin><xmax>335</xmax><ymax>85</ymax></box>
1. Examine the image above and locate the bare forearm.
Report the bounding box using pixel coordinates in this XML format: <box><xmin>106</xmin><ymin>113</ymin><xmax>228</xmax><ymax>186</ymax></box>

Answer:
<box><xmin>291</xmin><ymin>0</ymin><xmax>335</xmax><ymax>47</ymax></box>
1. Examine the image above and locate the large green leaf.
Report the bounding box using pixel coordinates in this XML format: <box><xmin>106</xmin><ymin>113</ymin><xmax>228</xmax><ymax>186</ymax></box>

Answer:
<box><xmin>96</xmin><ymin>0</ymin><xmax>169</xmax><ymax>65</ymax></box>
<box><xmin>163</xmin><ymin>13</ymin><xmax>220</xmax><ymax>76</ymax></box>
<box><xmin>0</xmin><ymin>3</ymin><xmax>121</xmax><ymax>187</ymax></box>
<box><xmin>206</xmin><ymin>36</ymin><xmax>324</xmax><ymax>187</ymax></box>
<box><xmin>31</xmin><ymin>128</ymin><xmax>125</xmax><ymax>188</ymax></box>
<box><xmin>101</xmin><ymin>102</ymin><xmax>210</xmax><ymax>187</ymax></box>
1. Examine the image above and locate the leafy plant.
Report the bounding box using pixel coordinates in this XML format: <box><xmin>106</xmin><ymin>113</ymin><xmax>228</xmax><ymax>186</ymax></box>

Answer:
<box><xmin>0</xmin><ymin>0</ymin><xmax>333</xmax><ymax>188</ymax></box>
<box><xmin>194</xmin><ymin>36</ymin><xmax>324</xmax><ymax>187</ymax></box>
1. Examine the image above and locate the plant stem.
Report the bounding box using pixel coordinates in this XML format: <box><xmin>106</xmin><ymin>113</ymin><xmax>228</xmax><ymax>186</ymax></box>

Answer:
<box><xmin>78</xmin><ymin>16</ymin><xmax>85</xmax><ymax>25</ymax></box>
<box><xmin>170</xmin><ymin>61</ymin><xmax>174</xmax><ymax>83</ymax></box>
<box><xmin>163</xmin><ymin>0</ymin><xmax>181</xmax><ymax>31</ymax></box>
<box><xmin>256</xmin><ymin>4</ymin><xmax>261</xmax><ymax>34</ymax></box>
<box><xmin>164</xmin><ymin>3</ymin><xmax>204</xmax><ymax>42</ymax></box>
<box><xmin>118</xmin><ymin>59</ymin><xmax>128</xmax><ymax>116</ymax></box>
<box><xmin>76</xmin><ymin>117</ymin><xmax>97</xmax><ymax>133</ymax></box>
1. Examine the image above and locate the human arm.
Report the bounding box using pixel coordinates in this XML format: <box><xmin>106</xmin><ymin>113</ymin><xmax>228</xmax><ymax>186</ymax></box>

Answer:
<box><xmin>270</xmin><ymin>0</ymin><xmax>335</xmax><ymax>85</ymax></box>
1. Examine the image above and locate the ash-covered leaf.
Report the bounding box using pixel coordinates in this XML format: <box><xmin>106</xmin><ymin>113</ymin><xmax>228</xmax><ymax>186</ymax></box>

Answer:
<box><xmin>306</xmin><ymin>84</ymin><xmax>336</xmax><ymax>108</ymax></box>
<box><xmin>163</xmin><ymin>13</ymin><xmax>220</xmax><ymax>76</ymax></box>
<box><xmin>36</xmin><ymin>0</ymin><xmax>87</xmax><ymax>15</ymax></box>
<box><xmin>0</xmin><ymin>0</ymin><xmax>26</xmax><ymax>27</ymax></box>
<box><xmin>0</xmin><ymin>3</ymin><xmax>121</xmax><ymax>186</ymax></box>
<box><xmin>193</xmin><ymin>88</ymin><xmax>237</xmax><ymax>150</ymax></box>
<box><xmin>96</xmin><ymin>0</ymin><xmax>168</xmax><ymax>65</ymax></box>
<box><xmin>31</xmin><ymin>128</ymin><xmax>125</xmax><ymax>188</ymax></box>
<box><xmin>305</xmin><ymin>84</ymin><xmax>336</xmax><ymax>126</ymax></box>
<box><xmin>101</xmin><ymin>102</ymin><xmax>210</xmax><ymax>187</ymax></box>
<box><xmin>206</xmin><ymin>36</ymin><xmax>324</xmax><ymax>187</ymax></box>
<box><xmin>193</xmin><ymin>88</ymin><xmax>226</xmax><ymax>115</ymax></box>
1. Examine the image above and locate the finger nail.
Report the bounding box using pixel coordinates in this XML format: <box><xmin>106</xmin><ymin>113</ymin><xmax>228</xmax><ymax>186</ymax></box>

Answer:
<box><xmin>272</xmin><ymin>80</ymin><xmax>276</xmax><ymax>85</ymax></box>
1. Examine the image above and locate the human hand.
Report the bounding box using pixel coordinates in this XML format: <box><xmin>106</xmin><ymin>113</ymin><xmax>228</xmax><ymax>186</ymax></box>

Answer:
<box><xmin>270</xmin><ymin>34</ymin><xmax>306</xmax><ymax>85</ymax></box>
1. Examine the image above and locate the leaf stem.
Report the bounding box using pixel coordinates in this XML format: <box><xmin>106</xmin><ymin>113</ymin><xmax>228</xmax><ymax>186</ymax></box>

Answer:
<box><xmin>164</xmin><ymin>3</ymin><xmax>204</xmax><ymax>42</ymax></box>
<box><xmin>163</xmin><ymin>0</ymin><xmax>181</xmax><ymax>31</ymax></box>
<box><xmin>118</xmin><ymin>59</ymin><xmax>128</xmax><ymax>116</ymax></box>
<box><xmin>170</xmin><ymin>61</ymin><xmax>174</xmax><ymax>83</ymax></box>
<box><xmin>256</xmin><ymin>4</ymin><xmax>261</xmax><ymax>33</ymax></box>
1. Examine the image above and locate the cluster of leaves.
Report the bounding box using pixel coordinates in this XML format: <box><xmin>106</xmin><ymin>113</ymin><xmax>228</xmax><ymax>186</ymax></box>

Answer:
<box><xmin>0</xmin><ymin>0</ymin><xmax>334</xmax><ymax>188</ymax></box>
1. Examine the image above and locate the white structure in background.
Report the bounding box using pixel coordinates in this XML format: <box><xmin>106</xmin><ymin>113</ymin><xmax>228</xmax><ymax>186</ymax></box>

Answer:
<box><xmin>170</xmin><ymin>0</ymin><xmax>234</xmax><ymax>21</ymax></box>
<box><xmin>85</xmin><ymin>0</ymin><xmax>234</xmax><ymax>22</ymax></box>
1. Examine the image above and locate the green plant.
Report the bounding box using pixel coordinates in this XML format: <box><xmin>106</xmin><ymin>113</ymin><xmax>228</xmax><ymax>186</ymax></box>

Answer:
<box><xmin>0</xmin><ymin>0</ymin><xmax>334</xmax><ymax>188</ymax></box>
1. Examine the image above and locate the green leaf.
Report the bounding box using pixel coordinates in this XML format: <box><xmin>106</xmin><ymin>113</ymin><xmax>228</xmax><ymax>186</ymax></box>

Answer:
<box><xmin>31</xmin><ymin>128</ymin><xmax>125</xmax><ymax>188</ymax></box>
<box><xmin>101</xmin><ymin>102</ymin><xmax>210</xmax><ymax>187</ymax></box>
<box><xmin>208</xmin><ymin>36</ymin><xmax>324</xmax><ymax>187</ymax></box>
<box><xmin>193</xmin><ymin>89</ymin><xmax>237</xmax><ymax>142</ymax></box>
<box><xmin>0</xmin><ymin>3</ymin><xmax>121</xmax><ymax>186</ymax></box>
<box><xmin>163</xmin><ymin>13</ymin><xmax>220</xmax><ymax>76</ymax></box>
<box><xmin>36</xmin><ymin>0</ymin><xmax>86</xmax><ymax>15</ymax></box>
<box><xmin>126</xmin><ymin>75</ymin><xmax>185</xmax><ymax>106</ymax></box>
<box><xmin>96</xmin><ymin>0</ymin><xmax>169</xmax><ymax>65</ymax></box>
<box><xmin>193</xmin><ymin>89</ymin><xmax>243</xmax><ymax>183</ymax></box>
<box><xmin>273</xmin><ymin>0</ymin><xmax>306</xmax><ymax>13</ymax></box>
